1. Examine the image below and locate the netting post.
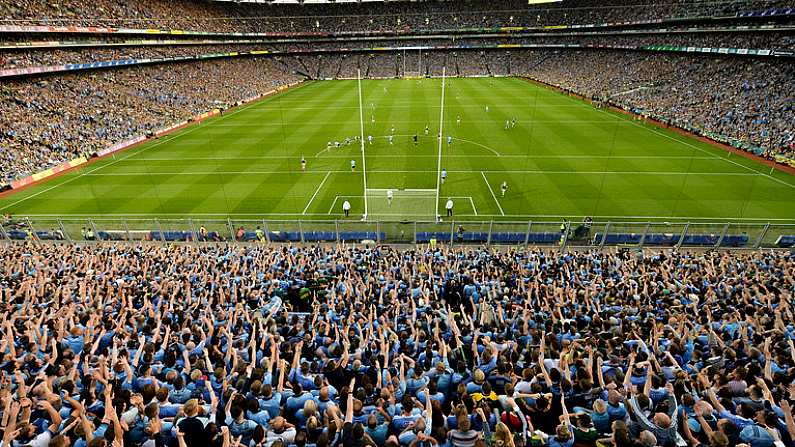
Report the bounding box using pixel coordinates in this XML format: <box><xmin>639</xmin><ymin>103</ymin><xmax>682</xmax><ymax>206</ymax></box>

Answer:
<box><xmin>123</xmin><ymin>219</ymin><xmax>131</xmax><ymax>242</ymax></box>
<box><xmin>227</xmin><ymin>218</ymin><xmax>235</xmax><ymax>241</ymax></box>
<box><xmin>335</xmin><ymin>220</ymin><xmax>340</xmax><ymax>242</ymax></box>
<box><xmin>599</xmin><ymin>222</ymin><xmax>611</xmax><ymax>250</ymax></box>
<box><xmin>156</xmin><ymin>219</ymin><xmax>165</xmax><ymax>243</ymax></box>
<box><xmin>25</xmin><ymin>217</ymin><xmax>39</xmax><ymax>244</ymax></box>
<box><xmin>715</xmin><ymin>223</ymin><xmax>729</xmax><ymax>249</ymax></box>
<box><xmin>560</xmin><ymin>221</ymin><xmax>571</xmax><ymax>252</ymax></box>
<box><xmin>59</xmin><ymin>219</ymin><xmax>72</xmax><ymax>243</ymax></box>
<box><xmin>189</xmin><ymin>219</ymin><xmax>198</xmax><ymax>243</ymax></box>
<box><xmin>639</xmin><ymin>222</ymin><xmax>650</xmax><ymax>247</ymax></box>
<box><xmin>299</xmin><ymin>221</ymin><xmax>305</xmax><ymax>244</ymax></box>
<box><xmin>263</xmin><ymin>220</ymin><xmax>271</xmax><ymax>243</ymax></box>
<box><xmin>487</xmin><ymin>221</ymin><xmax>493</xmax><ymax>246</ymax></box>
<box><xmin>450</xmin><ymin>220</ymin><xmax>455</xmax><ymax>246</ymax></box>
<box><xmin>675</xmin><ymin>223</ymin><xmax>690</xmax><ymax>250</ymax></box>
<box><xmin>755</xmin><ymin>223</ymin><xmax>769</xmax><ymax>248</ymax></box>
<box><xmin>89</xmin><ymin>219</ymin><xmax>101</xmax><ymax>243</ymax></box>
<box><xmin>524</xmin><ymin>221</ymin><xmax>532</xmax><ymax>247</ymax></box>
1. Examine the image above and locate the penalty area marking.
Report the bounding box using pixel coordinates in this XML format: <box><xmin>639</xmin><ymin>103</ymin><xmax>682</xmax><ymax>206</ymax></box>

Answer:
<box><xmin>327</xmin><ymin>195</ymin><xmax>477</xmax><ymax>215</ymax></box>
<box><xmin>481</xmin><ymin>171</ymin><xmax>505</xmax><ymax>216</ymax></box>
<box><xmin>302</xmin><ymin>171</ymin><xmax>331</xmax><ymax>215</ymax></box>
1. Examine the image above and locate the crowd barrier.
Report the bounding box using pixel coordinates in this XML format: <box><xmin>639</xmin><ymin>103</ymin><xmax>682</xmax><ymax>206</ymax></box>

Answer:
<box><xmin>1</xmin><ymin>218</ymin><xmax>794</xmax><ymax>250</ymax></box>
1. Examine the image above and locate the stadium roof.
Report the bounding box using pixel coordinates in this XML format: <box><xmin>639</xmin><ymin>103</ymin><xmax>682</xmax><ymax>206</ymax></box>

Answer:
<box><xmin>208</xmin><ymin>0</ymin><xmax>433</xmax><ymax>3</ymax></box>
<box><xmin>210</xmin><ymin>0</ymin><xmax>561</xmax><ymax>4</ymax></box>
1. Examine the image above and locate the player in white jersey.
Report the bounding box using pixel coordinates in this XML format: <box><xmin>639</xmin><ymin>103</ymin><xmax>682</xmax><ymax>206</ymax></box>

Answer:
<box><xmin>301</xmin><ymin>156</ymin><xmax>306</xmax><ymax>172</ymax></box>
<box><xmin>351</xmin><ymin>159</ymin><xmax>356</xmax><ymax>172</ymax></box>
<box><xmin>388</xmin><ymin>135</ymin><xmax>393</xmax><ymax>145</ymax></box>
<box><xmin>447</xmin><ymin>136</ymin><xmax>452</xmax><ymax>146</ymax></box>
<box><xmin>501</xmin><ymin>181</ymin><xmax>508</xmax><ymax>197</ymax></box>
<box><xmin>485</xmin><ymin>105</ymin><xmax>489</xmax><ymax>112</ymax></box>
<box><xmin>391</xmin><ymin>125</ymin><xmax>396</xmax><ymax>135</ymax></box>
<box><xmin>368</xmin><ymin>135</ymin><xmax>373</xmax><ymax>145</ymax></box>
<box><xmin>441</xmin><ymin>169</ymin><xmax>447</xmax><ymax>184</ymax></box>
<box><xmin>387</xmin><ymin>189</ymin><xmax>393</xmax><ymax>206</ymax></box>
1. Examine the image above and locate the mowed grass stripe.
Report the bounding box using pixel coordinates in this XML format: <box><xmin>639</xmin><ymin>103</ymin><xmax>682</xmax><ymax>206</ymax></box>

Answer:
<box><xmin>0</xmin><ymin>77</ymin><xmax>793</xmax><ymax>222</ymax></box>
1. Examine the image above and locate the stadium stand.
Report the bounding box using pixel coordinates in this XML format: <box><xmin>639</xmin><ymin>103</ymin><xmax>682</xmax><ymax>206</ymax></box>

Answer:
<box><xmin>1</xmin><ymin>0</ymin><xmax>793</xmax><ymax>32</ymax></box>
<box><xmin>0</xmin><ymin>58</ymin><xmax>300</xmax><ymax>184</ymax></box>
<box><xmin>0</xmin><ymin>4</ymin><xmax>794</xmax><ymax>447</ymax></box>
<box><xmin>0</xmin><ymin>243</ymin><xmax>794</xmax><ymax>447</ymax></box>
<box><xmin>0</xmin><ymin>0</ymin><xmax>793</xmax><ymax>186</ymax></box>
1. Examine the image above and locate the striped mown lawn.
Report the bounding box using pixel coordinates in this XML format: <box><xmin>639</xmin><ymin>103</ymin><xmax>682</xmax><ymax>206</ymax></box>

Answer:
<box><xmin>2</xmin><ymin>77</ymin><xmax>794</xmax><ymax>225</ymax></box>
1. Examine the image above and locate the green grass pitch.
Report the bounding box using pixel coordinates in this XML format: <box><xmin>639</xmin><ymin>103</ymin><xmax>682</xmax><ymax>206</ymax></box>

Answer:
<box><xmin>2</xmin><ymin>77</ymin><xmax>795</xmax><ymax>228</ymax></box>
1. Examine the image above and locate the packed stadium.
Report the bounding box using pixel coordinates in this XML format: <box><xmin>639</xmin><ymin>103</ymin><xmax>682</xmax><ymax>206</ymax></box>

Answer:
<box><xmin>1</xmin><ymin>1</ymin><xmax>795</xmax><ymax>447</ymax></box>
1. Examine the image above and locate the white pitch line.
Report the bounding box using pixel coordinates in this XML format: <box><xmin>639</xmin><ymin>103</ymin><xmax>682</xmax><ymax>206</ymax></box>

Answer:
<box><xmin>469</xmin><ymin>197</ymin><xmax>478</xmax><ymax>216</ymax></box>
<box><xmin>302</xmin><ymin>171</ymin><xmax>331</xmax><ymax>215</ymax></box>
<box><xmin>15</xmin><ymin>212</ymin><xmax>795</xmax><ymax>222</ymax></box>
<box><xmin>85</xmin><ymin>170</ymin><xmax>762</xmax><ymax>176</ymax></box>
<box><xmin>327</xmin><ymin>196</ymin><xmax>341</xmax><ymax>215</ymax></box>
<box><xmin>0</xmin><ymin>90</ymin><xmax>274</xmax><ymax>213</ymax></box>
<box><xmin>0</xmin><ymin>128</ymin><xmax>202</xmax><ymax>212</ymax></box>
<box><xmin>265</xmin><ymin>104</ymin><xmax>588</xmax><ymax>111</ymax></box>
<box><xmin>127</xmin><ymin>155</ymin><xmax>719</xmax><ymax>161</ymax></box>
<box><xmin>211</xmin><ymin>119</ymin><xmax>620</xmax><ymax>127</ymax></box>
<box><xmin>587</xmin><ymin>101</ymin><xmax>795</xmax><ymax>191</ymax></box>
<box><xmin>481</xmin><ymin>171</ymin><xmax>505</xmax><ymax>216</ymax></box>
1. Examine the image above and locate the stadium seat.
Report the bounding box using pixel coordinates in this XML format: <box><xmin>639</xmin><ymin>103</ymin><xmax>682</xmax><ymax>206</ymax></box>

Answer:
<box><xmin>339</xmin><ymin>231</ymin><xmax>383</xmax><ymax>242</ymax></box>
<box><xmin>415</xmin><ymin>232</ymin><xmax>452</xmax><ymax>243</ymax></box>
<box><xmin>7</xmin><ymin>230</ymin><xmax>27</xmax><ymax>240</ymax></box>
<box><xmin>242</xmin><ymin>231</ymin><xmax>259</xmax><ymax>242</ymax></box>
<box><xmin>97</xmin><ymin>231</ymin><xmax>127</xmax><ymax>241</ymax></box>
<box><xmin>459</xmin><ymin>232</ymin><xmax>489</xmax><ymax>243</ymax></box>
<box><xmin>303</xmin><ymin>231</ymin><xmax>337</xmax><ymax>242</ymax></box>
<box><xmin>150</xmin><ymin>231</ymin><xmax>193</xmax><ymax>242</ymax></box>
<box><xmin>593</xmin><ymin>233</ymin><xmax>644</xmax><ymax>245</ymax></box>
<box><xmin>267</xmin><ymin>232</ymin><xmax>287</xmax><ymax>242</ymax></box>
<box><xmin>775</xmin><ymin>235</ymin><xmax>795</xmax><ymax>248</ymax></box>
<box><xmin>719</xmin><ymin>235</ymin><xmax>749</xmax><ymax>247</ymax></box>
<box><xmin>490</xmin><ymin>232</ymin><xmax>527</xmax><ymax>244</ymax></box>
<box><xmin>34</xmin><ymin>231</ymin><xmax>63</xmax><ymax>241</ymax></box>
<box><xmin>527</xmin><ymin>232</ymin><xmax>561</xmax><ymax>244</ymax></box>
<box><xmin>196</xmin><ymin>232</ymin><xmax>220</xmax><ymax>242</ymax></box>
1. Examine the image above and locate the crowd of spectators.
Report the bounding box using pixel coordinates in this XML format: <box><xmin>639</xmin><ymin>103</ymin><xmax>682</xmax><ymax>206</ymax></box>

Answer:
<box><xmin>0</xmin><ymin>242</ymin><xmax>794</xmax><ymax>447</ymax></box>
<box><xmin>522</xmin><ymin>49</ymin><xmax>795</xmax><ymax>158</ymax></box>
<box><xmin>2</xmin><ymin>41</ymin><xmax>793</xmax><ymax>184</ymax></box>
<box><xmin>0</xmin><ymin>57</ymin><xmax>299</xmax><ymax>184</ymax></box>
<box><xmin>2</xmin><ymin>30</ymin><xmax>793</xmax><ymax>72</ymax></box>
<box><xmin>0</xmin><ymin>44</ymin><xmax>279</xmax><ymax>70</ymax></box>
<box><xmin>1</xmin><ymin>0</ymin><xmax>791</xmax><ymax>33</ymax></box>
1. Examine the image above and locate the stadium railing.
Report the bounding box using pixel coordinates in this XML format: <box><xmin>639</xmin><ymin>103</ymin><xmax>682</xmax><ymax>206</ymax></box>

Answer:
<box><xmin>2</xmin><ymin>218</ymin><xmax>795</xmax><ymax>249</ymax></box>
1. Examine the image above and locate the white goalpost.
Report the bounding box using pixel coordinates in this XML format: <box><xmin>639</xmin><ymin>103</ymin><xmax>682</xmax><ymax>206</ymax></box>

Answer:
<box><xmin>360</xmin><ymin>66</ymin><xmax>448</xmax><ymax>219</ymax></box>
<box><xmin>434</xmin><ymin>66</ymin><xmax>446</xmax><ymax>219</ymax></box>
<box><xmin>357</xmin><ymin>68</ymin><xmax>368</xmax><ymax>220</ymax></box>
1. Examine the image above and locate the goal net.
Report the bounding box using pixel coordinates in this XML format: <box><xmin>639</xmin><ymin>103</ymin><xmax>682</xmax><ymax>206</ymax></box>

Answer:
<box><xmin>366</xmin><ymin>189</ymin><xmax>437</xmax><ymax>219</ymax></box>
<box><xmin>403</xmin><ymin>72</ymin><xmax>423</xmax><ymax>79</ymax></box>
